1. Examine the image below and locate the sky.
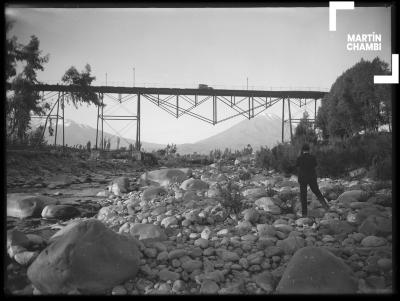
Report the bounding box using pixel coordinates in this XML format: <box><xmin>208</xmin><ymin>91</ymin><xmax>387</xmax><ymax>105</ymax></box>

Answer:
<box><xmin>5</xmin><ymin>5</ymin><xmax>392</xmax><ymax>144</ymax></box>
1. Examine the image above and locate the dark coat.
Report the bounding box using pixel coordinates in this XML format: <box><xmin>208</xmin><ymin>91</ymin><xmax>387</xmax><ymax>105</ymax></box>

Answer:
<box><xmin>296</xmin><ymin>152</ymin><xmax>318</xmax><ymax>183</ymax></box>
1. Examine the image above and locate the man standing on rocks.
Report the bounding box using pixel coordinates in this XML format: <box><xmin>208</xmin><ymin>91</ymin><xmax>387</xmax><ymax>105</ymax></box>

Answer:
<box><xmin>296</xmin><ymin>143</ymin><xmax>330</xmax><ymax>217</ymax></box>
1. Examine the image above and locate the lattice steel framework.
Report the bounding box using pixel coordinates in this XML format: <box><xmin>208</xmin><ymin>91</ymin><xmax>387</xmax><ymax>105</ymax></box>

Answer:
<box><xmin>7</xmin><ymin>83</ymin><xmax>327</xmax><ymax>149</ymax></box>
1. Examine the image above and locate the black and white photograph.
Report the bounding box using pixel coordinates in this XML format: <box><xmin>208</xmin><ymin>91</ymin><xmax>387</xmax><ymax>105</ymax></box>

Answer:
<box><xmin>5</xmin><ymin>1</ymin><xmax>396</xmax><ymax>295</ymax></box>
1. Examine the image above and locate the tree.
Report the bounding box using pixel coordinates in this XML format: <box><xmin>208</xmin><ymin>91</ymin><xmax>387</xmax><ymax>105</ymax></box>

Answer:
<box><xmin>223</xmin><ymin>147</ymin><xmax>232</xmax><ymax>159</ymax></box>
<box><xmin>165</xmin><ymin>143</ymin><xmax>177</xmax><ymax>156</ymax></box>
<box><xmin>244</xmin><ymin>144</ymin><xmax>253</xmax><ymax>155</ymax></box>
<box><xmin>6</xmin><ymin>20</ymin><xmax>18</xmax><ymax>80</ymax></box>
<box><xmin>6</xmin><ymin>21</ymin><xmax>50</xmax><ymax>143</ymax></box>
<box><xmin>27</xmin><ymin>125</ymin><xmax>47</xmax><ymax>146</ymax></box>
<box><xmin>292</xmin><ymin>111</ymin><xmax>317</xmax><ymax>146</ymax></box>
<box><xmin>316</xmin><ymin>57</ymin><xmax>391</xmax><ymax>139</ymax></box>
<box><xmin>157</xmin><ymin>148</ymin><xmax>167</xmax><ymax>157</ymax></box>
<box><xmin>61</xmin><ymin>64</ymin><xmax>101</xmax><ymax>107</ymax></box>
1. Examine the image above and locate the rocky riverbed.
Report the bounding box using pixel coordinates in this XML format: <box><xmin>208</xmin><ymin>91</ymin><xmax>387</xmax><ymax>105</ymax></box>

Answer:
<box><xmin>6</xmin><ymin>155</ymin><xmax>393</xmax><ymax>295</ymax></box>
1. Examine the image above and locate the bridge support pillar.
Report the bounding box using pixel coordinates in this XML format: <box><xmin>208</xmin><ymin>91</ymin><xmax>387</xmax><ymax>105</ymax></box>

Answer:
<box><xmin>101</xmin><ymin>93</ymin><xmax>104</xmax><ymax>150</ymax></box>
<box><xmin>281</xmin><ymin>98</ymin><xmax>285</xmax><ymax>143</ymax></box>
<box><xmin>314</xmin><ymin>98</ymin><xmax>317</xmax><ymax>130</ymax></box>
<box><xmin>288</xmin><ymin>98</ymin><xmax>293</xmax><ymax>142</ymax></box>
<box><xmin>62</xmin><ymin>93</ymin><xmax>65</xmax><ymax>148</ymax></box>
<box><xmin>136</xmin><ymin>93</ymin><xmax>141</xmax><ymax>150</ymax></box>
<box><xmin>95</xmin><ymin>101</ymin><xmax>100</xmax><ymax>150</ymax></box>
<box><xmin>54</xmin><ymin>92</ymin><xmax>60</xmax><ymax>146</ymax></box>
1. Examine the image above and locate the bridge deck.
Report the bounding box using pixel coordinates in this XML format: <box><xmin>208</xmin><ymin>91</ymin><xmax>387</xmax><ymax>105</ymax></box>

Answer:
<box><xmin>24</xmin><ymin>84</ymin><xmax>327</xmax><ymax>99</ymax></box>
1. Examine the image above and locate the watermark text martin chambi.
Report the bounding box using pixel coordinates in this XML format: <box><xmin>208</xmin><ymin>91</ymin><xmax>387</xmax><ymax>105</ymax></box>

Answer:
<box><xmin>347</xmin><ymin>33</ymin><xmax>382</xmax><ymax>51</ymax></box>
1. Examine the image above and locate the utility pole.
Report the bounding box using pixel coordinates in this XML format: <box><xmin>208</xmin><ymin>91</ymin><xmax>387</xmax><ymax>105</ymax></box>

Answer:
<box><xmin>247</xmin><ymin>77</ymin><xmax>248</xmax><ymax>90</ymax></box>
<box><xmin>133</xmin><ymin>68</ymin><xmax>135</xmax><ymax>87</ymax></box>
<box><xmin>105</xmin><ymin>73</ymin><xmax>107</xmax><ymax>86</ymax></box>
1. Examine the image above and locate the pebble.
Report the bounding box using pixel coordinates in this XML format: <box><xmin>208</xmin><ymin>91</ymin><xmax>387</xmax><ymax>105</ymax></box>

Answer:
<box><xmin>168</xmin><ymin>249</ymin><xmax>187</xmax><ymax>260</ymax></box>
<box><xmin>172</xmin><ymin>279</ymin><xmax>185</xmax><ymax>292</ymax></box>
<box><xmin>182</xmin><ymin>259</ymin><xmax>203</xmax><ymax>272</ymax></box>
<box><xmin>111</xmin><ymin>285</ymin><xmax>127</xmax><ymax>295</ymax></box>
<box><xmin>217</xmin><ymin>229</ymin><xmax>229</xmax><ymax>236</ymax></box>
<box><xmin>200</xmin><ymin>280</ymin><xmax>219</xmax><ymax>294</ymax></box>
<box><xmin>377</xmin><ymin>258</ymin><xmax>392</xmax><ymax>271</ymax></box>
<box><xmin>201</xmin><ymin>227</ymin><xmax>211</xmax><ymax>240</ymax></box>
<box><xmin>189</xmin><ymin>233</ymin><xmax>199</xmax><ymax>239</ymax></box>
<box><xmin>361</xmin><ymin>236</ymin><xmax>387</xmax><ymax>247</ymax></box>
<box><xmin>194</xmin><ymin>238</ymin><xmax>209</xmax><ymax>249</ymax></box>
<box><xmin>217</xmin><ymin>250</ymin><xmax>240</xmax><ymax>262</ymax></box>
<box><xmin>171</xmin><ymin>259</ymin><xmax>181</xmax><ymax>268</ymax></box>
<box><xmin>14</xmin><ymin>251</ymin><xmax>38</xmax><ymax>266</ymax></box>
<box><xmin>159</xmin><ymin>269</ymin><xmax>180</xmax><ymax>282</ymax></box>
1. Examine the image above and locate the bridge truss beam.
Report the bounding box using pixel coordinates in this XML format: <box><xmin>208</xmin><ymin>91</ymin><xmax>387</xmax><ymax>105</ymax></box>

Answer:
<box><xmin>9</xmin><ymin>83</ymin><xmax>326</xmax><ymax>151</ymax></box>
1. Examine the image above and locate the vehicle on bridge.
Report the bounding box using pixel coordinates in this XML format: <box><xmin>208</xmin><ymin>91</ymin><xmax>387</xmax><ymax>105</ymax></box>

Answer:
<box><xmin>198</xmin><ymin>84</ymin><xmax>213</xmax><ymax>90</ymax></box>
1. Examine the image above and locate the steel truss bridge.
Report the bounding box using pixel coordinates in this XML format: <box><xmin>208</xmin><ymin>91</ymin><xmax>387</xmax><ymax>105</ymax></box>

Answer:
<box><xmin>8</xmin><ymin>84</ymin><xmax>327</xmax><ymax>151</ymax></box>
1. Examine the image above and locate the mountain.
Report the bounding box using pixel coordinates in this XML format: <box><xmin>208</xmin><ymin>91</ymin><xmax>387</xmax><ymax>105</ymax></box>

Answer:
<box><xmin>32</xmin><ymin>119</ymin><xmax>166</xmax><ymax>151</ymax></box>
<box><xmin>176</xmin><ymin>113</ymin><xmax>291</xmax><ymax>155</ymax></box>
<box><xmin>32</xmin><ymin>113</ymin><xmax>290</xmax><ymax>154</ymax></box>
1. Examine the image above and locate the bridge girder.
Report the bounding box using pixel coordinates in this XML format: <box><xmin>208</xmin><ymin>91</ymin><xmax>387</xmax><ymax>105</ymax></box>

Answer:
<box><xmin>8</xmin><ymin>83</ymin><xmax>327</xmax><ymax>150</ymax></box>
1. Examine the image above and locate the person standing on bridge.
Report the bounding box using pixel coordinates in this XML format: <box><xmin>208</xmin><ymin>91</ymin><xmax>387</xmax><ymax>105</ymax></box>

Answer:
<box><xmin>295</xmin><ymin>143</ymin><xmax>330</xmax><ymax>217</ymax></box>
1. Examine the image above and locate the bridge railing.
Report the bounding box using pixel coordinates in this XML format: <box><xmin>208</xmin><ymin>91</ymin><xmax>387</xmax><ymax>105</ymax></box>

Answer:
<box><xmin>38</xmin><ymin>80</ymin><xmax>329</xmax><ymax>92</ymax></box>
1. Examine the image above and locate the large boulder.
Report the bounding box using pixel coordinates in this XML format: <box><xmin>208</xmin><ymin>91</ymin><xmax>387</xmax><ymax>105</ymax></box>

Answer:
<box><xmin>242</xmin><ymin>208</ymin><xmax>260</xmax><ymax>224</ymax></box>
<box><xmin>319</xmin><ymin>182</ymin><xmax>336</xmax><ymax>195</ymax></box>
<box><xmin>276</xmin><ymin>179</ymin><xmax>298</xmax><ymax>189</ymax></box>
<box><xmin>253</xmin><ymin>271</ymin><xmax>275</xmax><ymax>292</ymax></box>
<box><xmin>255</xmin><ymin>197</ymin><xmax>281</xmax><ymax>214</ymax></box>
<box><xmin>242</xmin><ymin>188</ymin><xmax>267</xmax><ymax>199</ymax></box>
<box><xmin>139</xmin><ymin>169</ymin><xmax>191</xmax><ymax>187</ymax></box>
<box><xmin>129</xmin><ymin>223</ymin><xmax>168</xmax><ymax>242</ymax></box>
<box><xmin>41</xmin><ymin>204</ymin><xmax>81</xmax><ymax>220</ymax></box>
<box><xmin>180</xmin><ymin>178</ymin><xmax>209</xmax><ymax>191</ymax></box>
<box><xmin>161</xmin><ymin>216</ymin><xmax>178</xmax><ymax>228</ymax></box>
<box><xmin>276</xmin><ymin>247</ymin><xmax>357</xmax><ymax>294</ymax></box>
<box><xmin>7</xmin><ymin>229</ymin><xmax>31</xmax><ymax>258</ymax></box>
<box><xmin>97</xmin><ymin>206</ymin><xmax>118</xmax><ymax>223</ymax></box>
<box><xmin>108</xmin><ymin>177</ymin><xmax>130</xmax><ymax>195</ymax></box>
<box><xmin>358</xmin><ymin>215</ymin><xmax>392</xmax><ymax>237</ymax></box>
<box><xmin>361</xmin><ymin>236</ymin><xmax>388</xmax><ymax>247</ymax></box>
<box><xmin>7</xmin><ymin>194</ymin><xmax>59</xmax><ymax>219</ymax></box>
<box><xmin>355</xmin><ymin>207</ymin><xmax>386</xmax><ymax>224</ymax></box>
<box><xmin>142</xmin><ymin>186</ymin><xmax>167</xmax><ymax>202</ymax></box>
<box><xmin>276</xmin><ymin>236</ymin><xmax>305</xmax><ymax>255</ymax></box>
<box><xmin>319</xmin><ymin>220</ymin><xmax>356</xmax><ymax>239</ymax></box>
<box><xmin>7</xmin><ymin>229</ymin><xmax>31</xmax><ymax>249</ymax></box>
<box><xmin>27</xmin><ymin>219</ymin><xmax>141</xmax><ymax>294</ymax></box>
<box><xmin>337</xmin><ymin>190</ymin><xmax>368</xmax><ymax>206</ymax></box>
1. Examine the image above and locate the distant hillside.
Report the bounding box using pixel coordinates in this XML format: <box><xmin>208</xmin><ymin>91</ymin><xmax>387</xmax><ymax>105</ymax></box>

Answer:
<box><xmin>32</xmin><ymin>119</ymin><xmax>166</xmax><ymax>152</ymax></box>
<box><xmin>176</xmin><ymin>113</ymin><xmax>291</xmax><ymax>155</ymax></box>
<box><xmin>31</xmin><ymin>113</ymin><xmax>290</xmax><ymax>154</ymax></box>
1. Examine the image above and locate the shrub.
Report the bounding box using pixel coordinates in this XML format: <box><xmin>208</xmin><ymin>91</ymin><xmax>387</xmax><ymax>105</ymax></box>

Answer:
<box><xmin>266</xmin><ymin>185</ymin><xmax>277</xmax><ymax>197</ymax></box>
<box><xmin>218</xmin><ymin>181</ymin><xmax>243</xmax><ymax>215</ymax></box>
<box><xmin>142</xmin><ymin>152</ymin><xmax>158</xmax><ymax>166</ymax></box>
<box><xmin>255</xmin><ymin>147</ymin><xmax>273</xmax><ymax>169</ymax></box>
<box><xmin>271</xmin><ymin>143</ymin><xmax>299</xmax><ymax>174</ymax></box>
<box><xmin>256</xmin><ymin>132</ymin><xmax>391</xmax><ymax>181</ymax></box>
<box><xmin>238</xmin><ymin>171</ymin><xmax>251</xmax><ymax>181</ymax></box>
<box><xmin>369</xmin><ymin>153</ymin><xmax>392</xmax><ymax>181</ymax></box>
<box><xmin>256</xmin><ymin>143</ymin><xmax>299</xmax><ymax>174</ymax></box>
<box><xmin>315</xmin><ymin>146</ymin><xmax>348</xmax><ymax>178</ymax></box>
